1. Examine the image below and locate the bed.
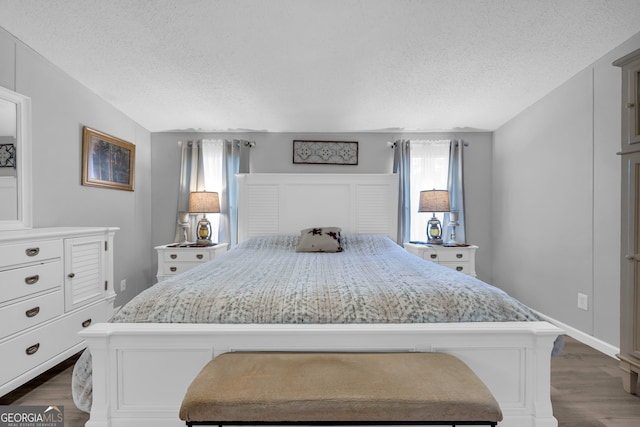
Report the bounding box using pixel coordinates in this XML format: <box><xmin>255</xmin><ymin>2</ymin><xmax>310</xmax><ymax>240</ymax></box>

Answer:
<box><xmin>75</xmin><ymin>173</ymin><xmax>563</xmax><ymax>427</ymax></box>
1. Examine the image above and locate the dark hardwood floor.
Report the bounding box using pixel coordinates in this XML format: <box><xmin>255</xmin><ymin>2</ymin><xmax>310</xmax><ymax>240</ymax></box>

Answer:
<box><xmin>1</xmin><ymin>336</ymin><xmax>640</xmax><ymax>426</ymax></box>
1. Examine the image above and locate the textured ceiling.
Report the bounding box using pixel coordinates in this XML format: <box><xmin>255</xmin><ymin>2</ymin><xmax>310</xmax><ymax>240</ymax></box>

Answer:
<box><xmin>1</xmin><ymin>0</ymin><xmax>640</xmax><ymax>133</ymax></box>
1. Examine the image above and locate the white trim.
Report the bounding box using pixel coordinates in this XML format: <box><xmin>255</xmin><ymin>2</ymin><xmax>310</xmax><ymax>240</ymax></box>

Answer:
<box><xmin>0</xmin><ymin>86</ymin><xmax>31</xmax><ymax>230</ymax></box>
<box><xmin>81</xmin><ymin>321</ymin><xmax>563</xmax><ymax>427</ymax></box>
<box><xmin>535</xmin><ymin>311</ymin><xmax>619</xmax><ymax>359</ymax></box>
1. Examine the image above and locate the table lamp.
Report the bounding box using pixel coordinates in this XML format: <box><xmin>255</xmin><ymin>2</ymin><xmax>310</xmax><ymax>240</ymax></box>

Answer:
<box><xmin>189</xmin><ymin>191</ymin><xmax>220</xmax><ymax>246</ymax></box>
<box><xmin>418</xmin><ymin>189</ymin><xmax>450</xmax><ymax>245</ymax></box>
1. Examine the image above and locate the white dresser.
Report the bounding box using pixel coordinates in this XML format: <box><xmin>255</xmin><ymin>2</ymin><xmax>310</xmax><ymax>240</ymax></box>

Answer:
<box><xmin>0</xmin><ymin>227</ymin><xmax>117</xmax><ymax>396</ymax></box>
<box><xmin>155</xmin><ymin>242</ymin><xmax>229</xmax><ymax>282</ymax></box>
<box><xmin>404</xmin><ymin>242</ymin><xmax>478</xmax><ymax>277</ymax></box>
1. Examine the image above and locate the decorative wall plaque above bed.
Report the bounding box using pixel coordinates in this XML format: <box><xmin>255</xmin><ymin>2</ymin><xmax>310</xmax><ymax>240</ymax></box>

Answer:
<box><xmin>0</xmin><ymin>144</ymin><xmax>15</xmax><ymax>168</ymax></box>
<box><xmin>293</xmin><ymin>140</ymin><xmax>358</xmax><ymax>165</ymax></box>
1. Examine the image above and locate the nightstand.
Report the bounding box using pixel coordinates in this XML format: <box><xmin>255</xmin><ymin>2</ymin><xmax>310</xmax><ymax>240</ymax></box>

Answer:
<box><xmin>155</xmin><ymin>242</ymin><xmax>229</xmax><ymax>282</ymax></box>
<box><xmin>404</xmin><ymin>242</ymin><xmax>478</xmax><ymax>277</ymax></box>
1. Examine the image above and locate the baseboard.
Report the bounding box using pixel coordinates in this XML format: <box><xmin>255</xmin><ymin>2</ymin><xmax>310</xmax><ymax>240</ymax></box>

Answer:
<box><xmin>534</xmin><ymin>311</ymin><xmax>619</xmax><ymax>359</ymax></box>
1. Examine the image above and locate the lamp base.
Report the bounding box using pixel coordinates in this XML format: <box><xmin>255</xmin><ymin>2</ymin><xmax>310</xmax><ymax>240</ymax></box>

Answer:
<box><xmin>195</xmin><ymin>239</ymin><xmax>215</xmax><ymax>246</ymax></box>
<box><xmin>196</xmin><ymin>216</ymin><xmax>213</xmax><ymax>246</ymax></box>
<box><xmin>427</xmin><ymin>215</ymin><xmax>444</xmax><ymax>245</ymax></box>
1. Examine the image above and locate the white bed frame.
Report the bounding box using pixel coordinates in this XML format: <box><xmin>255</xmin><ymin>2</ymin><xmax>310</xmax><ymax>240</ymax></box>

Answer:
<box><xmin>80</xmin><ymin>173</ymin><xmax>562</xmax><ymax>427</ymax></box>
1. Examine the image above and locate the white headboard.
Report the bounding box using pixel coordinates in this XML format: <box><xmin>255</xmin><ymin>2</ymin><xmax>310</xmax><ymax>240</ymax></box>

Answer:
<box><xmin>237</xmin><ymin>174</ymin><xmax>399</xmax><ymax>243</ymax></box>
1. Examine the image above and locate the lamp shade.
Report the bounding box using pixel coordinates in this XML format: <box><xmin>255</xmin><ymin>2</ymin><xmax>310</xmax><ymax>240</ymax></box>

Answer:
<box><xmin>189</xmin><ymin>191</ymin><xmax>220</xmax><ymax>213</ymax></box>
<box><xmin>418</xmin><ymin>190</ymin><xmax>450</xmax><ymax>213</ymax></box>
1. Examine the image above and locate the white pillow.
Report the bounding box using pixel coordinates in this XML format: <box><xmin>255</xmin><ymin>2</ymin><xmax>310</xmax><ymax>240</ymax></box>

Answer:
<box><xmin>296</xmin><ymin>227</ymin><xmax>343</xmax><ymax>252</ymax></box>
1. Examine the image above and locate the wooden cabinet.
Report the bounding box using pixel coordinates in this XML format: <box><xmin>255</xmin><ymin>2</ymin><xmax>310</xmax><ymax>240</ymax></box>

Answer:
<box><xmin>615</xmin><ymin>48</ymin><xmax>640</xmax><ymax>394</ymax></box>
<box><xmin>615</xmin><ymin>50</ymin><xmax>640</xmax><ymax>149</ymax></box>
<box><xmin>155</xmin><ymin>242</ymin><xmax>228</xmax><ymax>282</ymax></box>
<box><xmin>404</xmin><ymin>242</ymin><xmax>478</xmax><ymax>277</ymax></box>
<box><xmin>0</xmin><ymin>227</ymin><xmax>116</xmax><ymax>396</ymax></box>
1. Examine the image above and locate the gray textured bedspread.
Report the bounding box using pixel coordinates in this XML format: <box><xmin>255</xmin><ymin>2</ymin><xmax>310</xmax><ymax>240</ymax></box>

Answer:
<box><xmin>72</xmin><ymin>234</ymin><xmax>544</xmax><ymax>412</ymax></box>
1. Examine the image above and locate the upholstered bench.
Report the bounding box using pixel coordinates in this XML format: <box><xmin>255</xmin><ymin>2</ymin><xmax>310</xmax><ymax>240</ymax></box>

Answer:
<box><xmin>179</xmin><ymin>352</ymin><xmax>503</xmax><ymax>427</ymax></box>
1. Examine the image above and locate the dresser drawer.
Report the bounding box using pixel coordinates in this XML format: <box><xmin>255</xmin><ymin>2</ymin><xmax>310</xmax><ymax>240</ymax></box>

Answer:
<box><xmin>0</xmin><ymin>260</ymin><xmax>62</xmax><ymax>304</ymax></box>
<box><xmin>0</xmin><ymin>290</ymin><xmax>64</xmax><ymax>339</ymax></box>
<box><xmin>421</xmin><ymin>249</ymin><xmax>439</xmax><ymax>261</ymax></box>
<box><xmin>404</xmin><ymin>243</ymin><xmax>478</xmax><ymax>277</ymax></box>
<box><xmin>437</xmin><ymin>250</ymin><xmax>470</xmax><ymax>262</ymax></box>
<box><xmin>163</xmin><ymin>262</ymin><xmax>203</xmax><ymax>275</ymax></box>
<box><xmin>0</xmin><ymin>239</ymin><xmax>62</xmax><ymax>268</ymax></box>
<box><xmin>440</xmin><ymin>262</ymin><xmax>470</xmax><ymax>275</ymax></box>
<box><xmin>0</xmin><ymin>300</ymin><xmax>109</xmax><ymax>387</ymax></box>
<box><xmin>163</xmin><ymin>250</ymin><xmax>210</xmax><ymax>263</ymax></box>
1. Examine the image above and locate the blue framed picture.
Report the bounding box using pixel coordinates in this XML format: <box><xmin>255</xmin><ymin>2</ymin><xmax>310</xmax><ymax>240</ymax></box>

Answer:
<box><xmin>82</xmin><ymin>126</ymin><xmax>135</xmax><ymax>191</ymax></box>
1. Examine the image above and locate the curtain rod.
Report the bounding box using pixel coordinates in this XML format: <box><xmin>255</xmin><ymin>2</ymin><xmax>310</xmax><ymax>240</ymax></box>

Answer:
<box><xmin>388</xmin><ymin>140</ymin><xmax>469</xmax><ymax>148</ymax></box>
<box><xmin>178</xmin><ymin>140</ymin><xmax>257</xmax><ymax>147</ymax></box>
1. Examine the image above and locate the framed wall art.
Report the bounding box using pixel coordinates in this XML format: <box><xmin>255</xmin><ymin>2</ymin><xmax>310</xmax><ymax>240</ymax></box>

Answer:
<box><xmin>293</xmin><ymin>140</ymin><xmax>358</xmax><ymax>165</ymax></box>
<box><xmin>0</xmin><ymin>144</ymin><xmax>15</xmax><ymax>168</ymax></box>
<box><xmin>82</xmin><ymin>126</ymin><xmax>135</xmax><ymax>191</ymax></box>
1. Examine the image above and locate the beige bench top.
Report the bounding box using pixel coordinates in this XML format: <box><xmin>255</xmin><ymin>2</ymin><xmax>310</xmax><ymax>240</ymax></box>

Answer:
<box><xmin>179</xmin><ymin>352</ymin><xmax>503</xmax><ymax>424</ymax></box>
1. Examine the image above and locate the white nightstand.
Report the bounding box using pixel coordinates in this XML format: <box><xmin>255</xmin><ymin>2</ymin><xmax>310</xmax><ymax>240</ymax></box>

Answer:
<box><xmin>155</xmin><ymin>242</ymin><xmax>229</xmax><ymax>282</ymax></box>
<box><xmin>404</xmin><ymin>242</ymin><xmax>478</xmax><ymax>277</ymax></box>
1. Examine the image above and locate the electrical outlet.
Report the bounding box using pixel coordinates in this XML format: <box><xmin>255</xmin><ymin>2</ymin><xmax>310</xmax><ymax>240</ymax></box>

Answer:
<box><xmin>120</xmin><ymin>279</ymin><xmax>126</xmax><ymax>292</ymax></box>
<box><xmin>577</xmin><ymin>293</ymin><xmax>588</xmax><ymax>310</ymax></box>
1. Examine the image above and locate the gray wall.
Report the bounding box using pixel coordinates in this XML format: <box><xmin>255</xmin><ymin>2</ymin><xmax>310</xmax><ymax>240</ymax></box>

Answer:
<box><xmin>0</xmin><ymin>27</ymin><xmax>153</xmax><ymax>308</ymax></box>
<box><xmin>151</xmin><ymin>132</ymin><xmax>493</xmax><ymax>282</ymax></box>
<box><xmin>11</xmin><ymin>14</ymin><xmax>635</xmax><ymax>349</ymax></box>
<box><xmin>492</xmin><ymin>30</ymin><xmax>640</xmax><ymax>348</ymax></box>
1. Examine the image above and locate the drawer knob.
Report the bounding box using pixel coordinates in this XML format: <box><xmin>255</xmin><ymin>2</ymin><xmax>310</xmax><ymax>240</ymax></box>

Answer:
<box><xmin>170</xmin><ymin>267</ymin><xmax>177</xmax><ymax>272</ymax></box>
<box><xmin>25</xmin><ymin>343</ymin><xmax>40</xmax><ymax>355</ymax></box>
<box><xmin>25</xmin><ymin>306</ymin><xmax>40</xmax><ymax>318</ymax></box>
<box><xmin>430</xmin><ymin>254</ymin><xmax>437</xmax><ymax>259</ymax></box>
<box><xmin>456</xmin><ymin>253</ymin><xmax>463</xmax><ymax>259</ymax></box>
<box><xmin>196</xmin><ymin>254</ymin><xmax>204</xmax><ymax>260</ymax></box>
<box><xmin>627</xmin><ymin>102</ymin><xmax>636</xmax><ymax>109</ymax></box>
<box><xmin>82</xmin><ymin>318</ymin><xmax>92</xmax><ymax>328</ymax></box>
<box><xmin>456</xmin><ymin>266</ymin><xmax>464</xmax><ymax>271</ymax></box>
<box><xmin>68</xmin><ymin>273</ymin><xmax>75</xmax><ymax>278</ymax></box>
<box><xmin>25</xmin><ymin>247</ymin><xmax>40</xmax><ymax>257</ymax></box>
<box><xmin>170</xmin><ymin>254</ymin><xmax>177</xmax><ymax>259</ymax></box>
<box><xmin>24</xmin><ymin>275</ymin><xmax>40</xmax><ymax>285</ymax></box>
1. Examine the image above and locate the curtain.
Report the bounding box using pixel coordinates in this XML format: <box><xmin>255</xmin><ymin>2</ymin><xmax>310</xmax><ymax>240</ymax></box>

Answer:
<box><xmin>443</xmin><ymin>140</ymin><xmax>466</xmax><ymax>243</ymax></box>
<box><xmin>174</xmin><ymin>138</ymin><xmax>253</xmax><ymax>245</ymax></box>
<box><xmin>219</xmin><ymin>139</ymin><xmax>253</xmax><ymax>247</ymax></box>
<box><xmin>173</xmin><ymin>140</ymin><xmax>205</xmax><ymax>243</ymax></box>
<box><xmin>202</xmin><ymin>139</ymin><xmax>225</xmax><ymax>242</ymax></box>
<box><xmin>392</xmin><ymin>139</ymin><xmax>411</xmax><ymax>244</ymax></box>
<box><xmin>409</xmin><ymin>140</ymin><xmax>450</xmax><ymax>242</ymax></box>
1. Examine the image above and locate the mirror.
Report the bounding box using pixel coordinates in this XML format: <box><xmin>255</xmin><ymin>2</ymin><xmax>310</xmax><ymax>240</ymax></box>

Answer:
<box><xmin>0</xmin><ymin>86</ymin><xmax>31</xmax><ymax>230</ymax></box>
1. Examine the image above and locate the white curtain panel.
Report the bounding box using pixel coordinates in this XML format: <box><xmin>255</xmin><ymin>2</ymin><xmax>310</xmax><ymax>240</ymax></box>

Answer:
<box><xmin>202</xmin><ymin>139</ymin><xmax>225</xmax><ymax>243</ymax></box>
<box><xmin>409</xmin><ymin>140</ymin><xmax>451</xmax><ymax>242</ymax></box>
<box><xmin>173</xmin><ymin>139</ymin><xmax>253</xmax><ymax>245</ymax></box>
<box><xmin>173</xmin><ymin>140</ymin><xmax>203</xmax><ymax>243</ymax></box>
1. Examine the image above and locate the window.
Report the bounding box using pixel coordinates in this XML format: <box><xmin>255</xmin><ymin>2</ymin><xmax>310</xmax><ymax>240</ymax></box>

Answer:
<box><xmin>201</xmin><ymin>139</ymin><xmax>225</xmax><ymax>241</ymax></box>
<box><xmin>409</xmin><ymin>140</ymin><xmax>450</xmax><ymax>242</ymax></box>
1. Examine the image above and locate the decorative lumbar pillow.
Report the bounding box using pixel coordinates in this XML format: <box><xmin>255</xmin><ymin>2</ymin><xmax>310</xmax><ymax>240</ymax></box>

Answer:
<box><xmin>296</xmin><ymin>227</ymin><xmax>343</xmax><ymax>252</ymax></box>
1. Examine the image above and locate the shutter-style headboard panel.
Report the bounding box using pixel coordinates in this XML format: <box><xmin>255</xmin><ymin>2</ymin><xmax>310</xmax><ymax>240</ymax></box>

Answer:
<box><xmin>237</xmin><ymin>174</ymin><xmax>399</xmax><ymax>243</ymax></box>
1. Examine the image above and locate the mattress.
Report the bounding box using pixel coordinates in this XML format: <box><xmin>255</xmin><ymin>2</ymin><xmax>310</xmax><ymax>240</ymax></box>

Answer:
<box><xmin>72</xmin><ymin>234</ymin><xmax>543</xmax><ymax>411</ymax></box>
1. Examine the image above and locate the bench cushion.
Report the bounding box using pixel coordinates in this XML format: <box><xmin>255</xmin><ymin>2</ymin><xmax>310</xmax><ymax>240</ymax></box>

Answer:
<box><xmin>179</xmin><ymin>352</ymin><xmax>503</xmax><ymax>423</ymax></box>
